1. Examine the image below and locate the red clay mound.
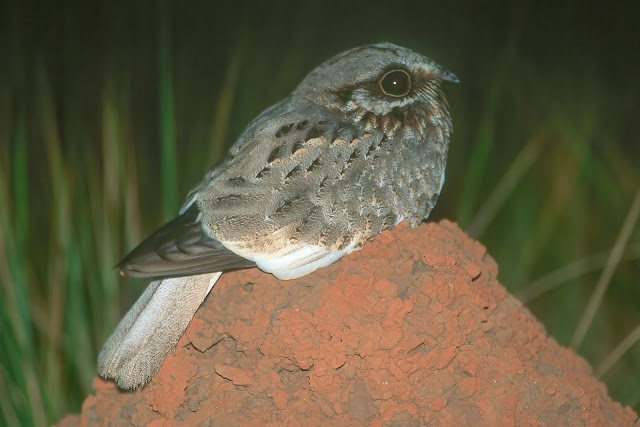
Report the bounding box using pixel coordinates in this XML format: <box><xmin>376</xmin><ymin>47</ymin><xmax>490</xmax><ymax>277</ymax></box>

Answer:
<box><xmin>58</xmin><ymin>221</ymin><xmax>638</xmax><ymax>426</ymax></box>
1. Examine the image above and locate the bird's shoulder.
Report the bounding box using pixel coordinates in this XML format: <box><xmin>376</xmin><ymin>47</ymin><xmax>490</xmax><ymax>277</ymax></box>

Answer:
<box><xmin>184</xmin><ymin>100</ymin><xmax>367</xmax><ymax>210</ymax></box>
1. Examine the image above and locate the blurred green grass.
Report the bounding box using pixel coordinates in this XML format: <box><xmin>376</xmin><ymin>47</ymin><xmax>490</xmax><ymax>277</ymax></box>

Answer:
<box><xmin>1</xmin><ymin>0</ymin><xmax>639</xmax><ymax>425</ymax></box>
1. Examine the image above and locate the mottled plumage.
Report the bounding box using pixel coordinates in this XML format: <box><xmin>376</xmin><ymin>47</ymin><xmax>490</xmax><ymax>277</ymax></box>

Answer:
<box><xmin>98</xmin><ymin>43</ymin><xmax>457</xmax><ymax>389</ymax></box>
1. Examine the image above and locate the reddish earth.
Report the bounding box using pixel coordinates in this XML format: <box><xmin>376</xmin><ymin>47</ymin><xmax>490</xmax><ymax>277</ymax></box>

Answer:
<box><xmin>58</xmin><ymin>221</ymin><xmax>638</xmax><ymax>426</ymax></box>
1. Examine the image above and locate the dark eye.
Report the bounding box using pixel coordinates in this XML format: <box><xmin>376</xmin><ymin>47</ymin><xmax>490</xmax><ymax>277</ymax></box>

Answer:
<box><xmin>379</xmin><ymin>70</ymin><xmax>411</xmax><ymax>97</ymax></box>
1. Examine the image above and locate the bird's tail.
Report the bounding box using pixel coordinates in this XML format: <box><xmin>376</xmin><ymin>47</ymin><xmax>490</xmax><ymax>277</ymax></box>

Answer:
<box><xmin>97</xmin><ymin>272</ymin><xmax>222</xmax><ymax>389</ymax></box>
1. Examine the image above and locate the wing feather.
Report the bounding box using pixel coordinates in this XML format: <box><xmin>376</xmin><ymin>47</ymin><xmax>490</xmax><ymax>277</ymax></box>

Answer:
<box><xmin>117</xmin><ymin>204</ymin><xmax>255</xmax><ymax>278</ymax></box>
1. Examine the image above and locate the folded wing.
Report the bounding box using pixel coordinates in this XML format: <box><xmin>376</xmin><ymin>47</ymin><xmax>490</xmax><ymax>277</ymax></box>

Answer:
<box><xmin>117</xmin><ymin>204</ymin><xmax>255</xmax><ymax>278</ymax></box>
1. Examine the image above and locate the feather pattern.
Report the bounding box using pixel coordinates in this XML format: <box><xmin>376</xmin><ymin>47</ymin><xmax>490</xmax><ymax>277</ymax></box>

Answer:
<box><xmin>118</xmin><ymin>204</ymin><xmax>255</xmax><ymax>278</ymax></box>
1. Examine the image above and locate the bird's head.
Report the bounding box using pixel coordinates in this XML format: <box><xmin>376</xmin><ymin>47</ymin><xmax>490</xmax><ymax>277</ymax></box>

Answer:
<box><xmin>293</xmin><ymin>43</ymin><xmax>458</xmax><ymax>131</ymax></box>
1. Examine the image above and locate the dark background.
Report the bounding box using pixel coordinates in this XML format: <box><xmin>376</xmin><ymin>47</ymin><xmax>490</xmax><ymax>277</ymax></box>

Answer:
<box><xmin>1</xmin><ymin>0</ymin><xmax>639</xmax><ymax>424</ymax></box>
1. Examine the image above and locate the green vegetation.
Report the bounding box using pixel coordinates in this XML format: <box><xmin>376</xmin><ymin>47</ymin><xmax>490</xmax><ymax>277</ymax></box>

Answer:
<box><xmin>1</xmin><ymin>1</ymin><xmax>638</xmax><ymax>425</ymax></box>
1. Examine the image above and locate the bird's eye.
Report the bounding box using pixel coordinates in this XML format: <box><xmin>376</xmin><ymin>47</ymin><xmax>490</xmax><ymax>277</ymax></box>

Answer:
<box><xmin>379</xmin><ymin>70</ymin><xmax>411</xmax><ymax>97</ymax></box>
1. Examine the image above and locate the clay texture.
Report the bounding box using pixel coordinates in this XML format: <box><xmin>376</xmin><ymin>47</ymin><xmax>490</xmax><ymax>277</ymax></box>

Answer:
<box><xmin>57</xmin><ymin>221</ymin><xmax>638</xmax><ymax>426</ymax></box>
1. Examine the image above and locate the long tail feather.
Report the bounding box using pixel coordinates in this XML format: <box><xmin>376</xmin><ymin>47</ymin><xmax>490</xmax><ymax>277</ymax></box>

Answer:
<box><xmin>97</xmin><ymin>272</ymin><xmax>222</xmax><ymax>389</ymax></box>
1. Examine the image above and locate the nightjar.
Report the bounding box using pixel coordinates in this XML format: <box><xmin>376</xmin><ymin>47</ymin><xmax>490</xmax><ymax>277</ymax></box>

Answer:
<box><xmin>98</xmin><ymin>43</ymin><xmax>458</xmax><ymax>389</ymax></box>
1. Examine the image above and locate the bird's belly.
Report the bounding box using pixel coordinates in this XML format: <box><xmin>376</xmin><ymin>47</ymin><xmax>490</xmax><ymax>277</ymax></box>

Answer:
<box><xmin>220</xmin><ymin>230</ymin><xmax>366</xmax><ymax>280</ymax></box>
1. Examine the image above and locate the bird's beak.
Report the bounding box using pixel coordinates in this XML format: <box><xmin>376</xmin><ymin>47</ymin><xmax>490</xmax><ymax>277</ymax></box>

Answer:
<box><xmin>439</xmin><ymin>69</ymin><xmax>460</xmax><ymax>84</ymax></box>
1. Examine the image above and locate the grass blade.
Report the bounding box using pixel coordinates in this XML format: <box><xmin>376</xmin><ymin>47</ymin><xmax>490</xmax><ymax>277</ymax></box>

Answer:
<box><xmin>571</xmin><ymin>188</ymin><xmax>640</xmax><ymax>349</ymax></box>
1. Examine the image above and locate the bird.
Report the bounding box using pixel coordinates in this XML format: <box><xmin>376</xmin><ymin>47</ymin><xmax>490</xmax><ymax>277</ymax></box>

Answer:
<box><xmin>97</xmin><ymin>43</ymin><xmax>458</xmax><ymax>390</ymax></box>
